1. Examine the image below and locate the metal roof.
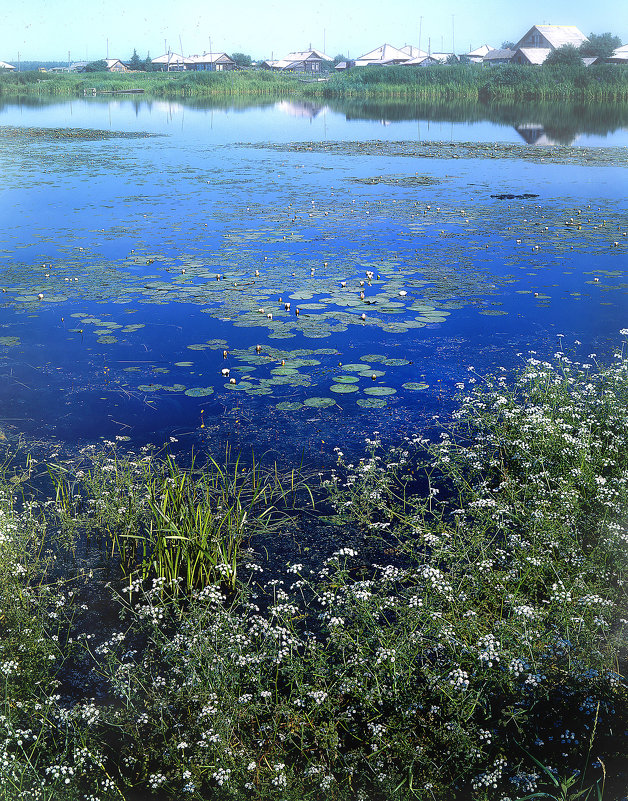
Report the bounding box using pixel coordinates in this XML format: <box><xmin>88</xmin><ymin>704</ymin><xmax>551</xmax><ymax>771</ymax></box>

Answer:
<box><xmin>399</xmin><ymin>45</ymin><xmax>428</xmax><ymax>58</ymax></box>
<box><xmin>516</xmin><ymin>48</ymin><xmax>552</xmax><ymax>65</ymax></box>
<box><xmin>151</xmin><ymin>52</ymin><xmax>186</xmax><ymax>65</ymax></box>
<box><xmin>483</xmin><ymin>49</ymin><xmax>515</xmax><ymax>61</ymax></box>
<box><xmin>466</xmin><ymin>44</ymin><xmax>493</xmax><ymax>57</ymax></box>
<box><xmin>355</xmin><ymin>44</ymin><xmax>411</xmax><ymax>64</ymax></box>
<box><xmin>515</xmin><ymin>25</ymin><xmax>588</xmax><ymax>50</ymax></box>
<box><xmin>283</xmin><ymin>49</ymin><xmax>333</xmax><ymax>62</ymax></box>
<box><xmin>187</xmin><ymin>52</ymin><xmax>234</xmax><ymax>64</ymax></box>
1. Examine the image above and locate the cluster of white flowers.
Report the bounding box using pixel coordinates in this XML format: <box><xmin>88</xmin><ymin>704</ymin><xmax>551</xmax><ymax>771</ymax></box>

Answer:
<box><xmin>212</xmin><ymin>767</ymin><xmax>231</xmax><ymax>786</ymax></box>
<box><xmin>448</xmin><ymin>668</ymin><xmax>470</xmax><ymax>690</ymax></box>
<box><xmin>477</xmin><ymin>634</ymin><xmax>500</xmax><ymax>667</ymax></box>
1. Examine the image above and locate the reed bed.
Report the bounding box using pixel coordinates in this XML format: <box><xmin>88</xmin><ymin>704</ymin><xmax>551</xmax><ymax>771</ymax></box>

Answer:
<box><xmin>1</xmin><ymin>63</ymin><xmax>627</xmax><ymax>102</ymax></box>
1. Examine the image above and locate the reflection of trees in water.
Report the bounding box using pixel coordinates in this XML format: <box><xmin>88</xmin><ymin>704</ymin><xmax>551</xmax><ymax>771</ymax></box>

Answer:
<box><xmin>322</xmin><ymin>98</ymin><xmax>628</xmax><ymax>141</ymax></box>
<box><xmin>2</xmin><ymin>95</ymin><xmax>626</xmax><ymax>141</ymax></box>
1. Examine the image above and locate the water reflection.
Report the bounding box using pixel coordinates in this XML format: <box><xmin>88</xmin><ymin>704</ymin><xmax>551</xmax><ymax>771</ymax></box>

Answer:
<box><xmin>514</xmin><ymin>123</ymin><xmax>565</xmax><ymax>145</ymax></box>
<box><xmin>2</xmin><ymin>95</ymin><xmax>627</xmax><ymax>143</ymax></box>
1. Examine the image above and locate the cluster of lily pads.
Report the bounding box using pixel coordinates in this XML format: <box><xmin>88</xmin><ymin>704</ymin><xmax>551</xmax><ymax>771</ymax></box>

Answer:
<box><xmin>0</xmin><ymin>126</ymin><xmax>626</xmax><ymax>425</ymax></box>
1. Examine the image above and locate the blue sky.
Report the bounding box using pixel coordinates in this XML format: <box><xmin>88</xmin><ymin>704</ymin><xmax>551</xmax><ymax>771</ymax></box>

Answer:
<box><xmin>2</xmin><ymin>0</ymin><xmax>626</xmax><ymax>63</ymax></box>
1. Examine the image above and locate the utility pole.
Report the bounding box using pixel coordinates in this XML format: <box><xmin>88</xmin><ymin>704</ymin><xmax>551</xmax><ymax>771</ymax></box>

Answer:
<box><xmin>17</xmin><ymin>51</ymin><xmax>20</xmax><ymax>72</ymax></box>
<box><xmin>68</xmin><ymin>50</ymin><xmax>70</xmax><ymax>70</ymax></box>
<box><xmin>419</xmin><ymin>16</ymin><xmax>423</xmax><ymax>56</ymax></box>
<box><xmin>106</xmin><ymin>38</ymin><xmax>109</xmax><ymax>59</ymax></box>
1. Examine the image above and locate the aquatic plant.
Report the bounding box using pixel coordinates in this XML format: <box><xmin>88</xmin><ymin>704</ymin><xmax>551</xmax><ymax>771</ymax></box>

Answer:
<box><xmin>3</xmin><ymin>336</ymin><xmax>628</xmax><ymax>798</ymax></box>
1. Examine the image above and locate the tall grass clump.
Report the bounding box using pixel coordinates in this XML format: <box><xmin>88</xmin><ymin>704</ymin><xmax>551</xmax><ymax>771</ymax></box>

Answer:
<box><xmin>50</xmin><ymin>444</ymin><xmax>313</xmax><ymax>592</ymax></box>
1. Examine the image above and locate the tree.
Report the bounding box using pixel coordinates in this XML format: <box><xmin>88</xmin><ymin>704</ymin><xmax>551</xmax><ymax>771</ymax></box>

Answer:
<box><xmin>501</xmin><ymin>41</ymin><xmax>516</xmax><ymax>50</ymax></box>
<box><xmin>544</xmin><ymin>45</ymin><xmax>584</xmax><ymax>67</ymax></box>
<box><xmin>333</xmin><ymin>53</ymin><xmax>348</xmax><ymax>66</ymax></box>
<box><xmin>446</xmin><ymin>54</ymin><xmax>459</xmax><ymax>64</ymax></box>
<box><xmin>84</xmin><ymin>59</ymin><xmax>108</xmax><ymax>72</ymax></box>
<box><xmin>143</xmin><ymin>53</ymin><xmax>155</xmax><ymax>71</ymax></box>
<box><xmin>230</xmin><ymin>52</ymin><xmax>252</xmax><ymax>67</ymax></box>
<box><xmin>579</xmin><ymin>32</ymin><xmax>622</xmax><ymax>59</ymax></box>
<box><xmin>128</xmin><ymin>49</ymin><xmax>143</xmax><ymax>71</ymax></box>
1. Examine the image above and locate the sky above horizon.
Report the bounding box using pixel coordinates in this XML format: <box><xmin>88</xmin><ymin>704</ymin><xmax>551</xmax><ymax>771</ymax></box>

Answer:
<box><xmin>1</xmin><ymin>0</ymin><xmax>626</xmax><ymax>63</ymax></box>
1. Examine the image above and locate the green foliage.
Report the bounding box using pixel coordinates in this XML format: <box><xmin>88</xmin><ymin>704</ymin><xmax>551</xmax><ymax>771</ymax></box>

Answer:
<box><xmin>580</xmin><ymin>33</ymin><xmax>623</xmax><ymax>59</ymax></box>
<box><xmin>0</xmin><ymin>64</ymin><xmax>627</xmax><ymax>101</ymax></box>
<box><xmin>83</xmin><ymin>59</ymin><xmax>108</xmax><ymax>72</ymax></box>
<box><xmin>544</xmin><ymin>45</ymin><xmax>585</xmax><ymax>68</ymax></box>
<box><xmin>231</xmin><ymin>52</ymin><xmax>252</xmax><ymax>67</ymax></box>
<box><xmin>1</xmin><ymin>340</ymin><xmax>624</xmax><ymax>798</ymax></box>
<box><xmin>127</xmin><ymin>48</ymin><xmax>143</xmax><ymax>71</ymax></box>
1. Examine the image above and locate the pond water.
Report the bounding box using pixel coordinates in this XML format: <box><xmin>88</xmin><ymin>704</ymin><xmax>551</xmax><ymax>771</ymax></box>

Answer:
<box><xmin>0</xmin><ymin>96</ymin><xmax>626</xmax><ymax>462</ymax></box>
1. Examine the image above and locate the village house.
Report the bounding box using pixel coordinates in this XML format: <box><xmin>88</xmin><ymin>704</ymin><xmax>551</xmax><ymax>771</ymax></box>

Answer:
<box><xmin>260</xmin><ymin>49</ymin><xmax>332</xmax><ymax>73</ymax></box>
<box><xmin>399</xmin><ymin>45</ymin><xmax>428</xmax><ymax>59</ymax></box>
<box><xmin>608</xmin><ymin>43</ymin><xmax>628</xmax><ymax>63</ymax></box>
<box><xmin>464</xmin><ymin>44</ymin><xmax>494</xmax><ymax>63</ymax></box>
<box><xmin>482</xmin><ymin>48</ymin><xmax>516</xmax><ymax>65</ymax></box>
<box><xmin>0</xmin><ymin>61</ymin><xmax>16</xmax><ymax>71</ymax></box>
<box><xmin>510</xmin><ymin>25</ymin><xmax>588</xmax><ymax>65</ymax></box>
<box><xmin>185</xmin><ymin>52</ymin><xmax>236</xmax><ymax>71</ymax></box>
<box><xmin>151</xmin><ymin>52</ymin><xmax>186</xmax><ymax>71</ymax></box>
<box><xmin>400</xmin><ymin>55</ymin><xmax>440</xmax><ymax>66</ymax></box>
<box><xmin>104</xmin><ymin>58</ymin><xmax>128</xmax><ymax>72</ymax></box>
<box><xmin>354</xmin><ymin>44</ymin><xmax>411</xmax><ymax>66</ymax></box>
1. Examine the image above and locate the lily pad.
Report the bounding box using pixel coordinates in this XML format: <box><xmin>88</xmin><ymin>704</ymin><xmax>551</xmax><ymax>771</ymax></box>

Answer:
<box><xmin>357</xmin><ymin>398</ymin><xmax>387</xmax><ymax>408</ymax></box>
<box><xmin>339</xmin><ymin>363</ymin><xmax>369</xmax><ymax>372</ymax></box>
<box><xmin>381</xmin><ymin>358</ymin><xmax>410</xmax><ymax>366</ymax></box>
<box><xmin>275</xmin><ymin>401</ymin><xmax>304</xmax><ymax>411</ymax></box>
<box><xmin>303</xmin><ymin>397</ymin><xmax>336</xmax><ymax>408</ymax></box>
<box><xmin>330</xmin><ymin>384</ymin><xmax>359</xmax><ymax>393</ymax></box>
<box><xmin>364</xmin><ymin>386</ymin><xmax>397</xmax><ymax>396</ymax></box>
<box><xmin>402</xmin><ymin>382</ymin><xmax>429</xmax><ymax>390</ymax></box>
<box><xmin>184</xmin><ymin>387</ymin><xmax>214</xmax><ymax>397</ymax></box>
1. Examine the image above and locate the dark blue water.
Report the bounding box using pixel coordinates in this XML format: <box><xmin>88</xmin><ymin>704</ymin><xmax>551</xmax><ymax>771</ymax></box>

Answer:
<box><xmin>0</xmin><ymin>97</ymin><xmax>626</xmax><ymax>462</ymax></box>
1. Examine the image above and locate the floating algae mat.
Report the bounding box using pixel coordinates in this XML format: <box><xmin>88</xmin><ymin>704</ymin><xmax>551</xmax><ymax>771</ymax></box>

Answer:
<box><xmin>0</xmin><ymin>99</ymin><xmax>626</xmax><ymax>448</ymax></box>
<box><xmin>242</xmin><ymin>139</ymin><xmax>628</xmax><ymax>168</ymax></box>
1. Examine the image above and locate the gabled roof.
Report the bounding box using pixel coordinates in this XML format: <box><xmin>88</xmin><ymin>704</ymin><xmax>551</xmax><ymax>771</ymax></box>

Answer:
<box><xmin>187</xmin><ymin>52</ymin><xmax>234</xmax><ymax>64</ymax></box>
<box><xmin>355</xmin><ymin>44</ymin><xmax>410</xmax><ymax>64</ymax></box>
<box><xmin>0</xmin><ymin>61</ymin><xmax>15</xmax><ymax>70</ymax></box>
<box><xmin>467</xmin><ymin>44</ymin><xmax>493</xmax><ymax>58</ymax></box>
<box><xmin>611</xmin><ymin>44</ymin><xmax>628</xmax><ymax>60</ymax></box>
<box><xmin>515</xmin><ymin>25</ymin><xmax>588</xmax><ymax>50</ymax></box>
<box><xmin>429</xmin><ymin>53</ymin><xmax>453</xmax><ymax>63</ymax></box>
<box><xmin>151</xmin><ymin>52</ymin><xmax>186</xmax><ymax>65</ymax></box>
<box><xmin>516</xmin><ymin>48</ymin><xmax>552</xmax><ymax>65</ymax></box>
<box><xmin>283</xmin><ymin>49</ymin><xmax>333</xmax><ymax>62</ymax></box>
<box><xmin>483</xmin><ymin>48</ymin><xmax>515</xmax><ymax>61</ymax></box>
<box><xmin>399</xmin><ymin>45</ymin><xmax>428</xmax><ymax>58</ymax></box>
<box><xmin>401</xmin><ymin>55</ymin><xmax>439</xmax><ymax>66</ymax></box>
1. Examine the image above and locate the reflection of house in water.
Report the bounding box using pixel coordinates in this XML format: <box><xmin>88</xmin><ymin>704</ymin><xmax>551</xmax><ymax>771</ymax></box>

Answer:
<box><xmin>275</xmin><ymin>100</ymin><xmax>327</xmax><ymax>119</ymax></box>
<box><xmin>514</xmin><ymin>123</ymin><xmax>574</xmax><ymax>146</ymax></box>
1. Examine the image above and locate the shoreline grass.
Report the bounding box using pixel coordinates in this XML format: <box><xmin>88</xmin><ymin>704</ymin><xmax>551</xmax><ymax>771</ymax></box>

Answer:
<box><xmin>0</xmin><ymin>338</ymin><xmax>628</xmax><ymax>798</ymax></box>
<box><xmin>1</xmin><ymin>63</ymin><xmax>627</xmax><ymax>102</ymax></box>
